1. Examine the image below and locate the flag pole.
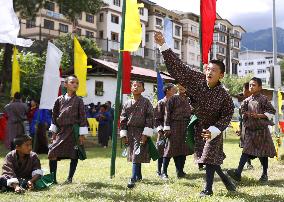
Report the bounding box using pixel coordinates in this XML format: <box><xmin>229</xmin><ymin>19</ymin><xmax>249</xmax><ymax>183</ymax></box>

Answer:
<box><xmin>110</xmin><ymin>0</ymin><xmax>126</xmax><ymax>178</ymax></box>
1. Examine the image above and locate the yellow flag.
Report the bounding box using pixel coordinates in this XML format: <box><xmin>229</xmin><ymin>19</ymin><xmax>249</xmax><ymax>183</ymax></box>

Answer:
<box><xmin>230</xmin><ymin>121</ymin><xmax>240</xmax><ymax>132</ymax></box>
<box><xmin>123</xmin><ymin>0</ymin><xmax>142</xmax><ymax>51</ymax></box>
<box><xmin>74</xmin><ymin>36</ymin><xmax>92</xmax><ymax>97</ymax></box>
<box><xmin>278</xmin><ymin>89</ymin><xmax>283</xmax><ymax>115</ymax></box>
<box><xmin>11</xmin><ymin>47</ymin><xmax>20</xmax><ymax>97</ymax></box>
<box><xmin>87</xmin><ymin>118</ymin><xmax>99</xmax><ymax>136</ymax></box>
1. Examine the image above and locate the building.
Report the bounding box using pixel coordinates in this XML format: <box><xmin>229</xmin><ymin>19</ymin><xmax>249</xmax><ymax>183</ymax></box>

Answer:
<box><xmin>238</xmin><ymin>50</ymin><xmax>284</xmax><ymax>86</ymax></box>
<box><xmin>211</xmin><ymin>14</ymin><xmax>246</xmax><ymax>75</ymax></box>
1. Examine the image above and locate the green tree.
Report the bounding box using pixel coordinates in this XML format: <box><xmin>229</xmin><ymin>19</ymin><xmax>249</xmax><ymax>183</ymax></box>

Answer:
<box><xmin>222</xmin><ymin>74</ymin><xmax>252</xmax><ymax>96</ymax></box>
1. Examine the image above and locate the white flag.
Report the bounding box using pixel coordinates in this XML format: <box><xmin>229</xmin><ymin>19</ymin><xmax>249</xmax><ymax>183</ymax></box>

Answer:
<box><xmin>0</xmin><ymin>0</ymin><xmax>33</xmax><ymax>47</ymax></box>
<box><xmin>39</xmin><ymin>42</ymin><xmax>63</xmax><ymax>109</ymax></box>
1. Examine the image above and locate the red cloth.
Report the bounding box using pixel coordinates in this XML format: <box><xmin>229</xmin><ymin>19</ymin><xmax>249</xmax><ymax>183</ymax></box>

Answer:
<box><xmin>0</xmin><ymin>113</ymin><xmax>8</xmax><ymax>142</ymax></box>
<box><xmin>122</xmin><ymin>51</ymin><xmax>132</xmax><ymax>94</ymax></box>
<box><xmin>201</xmin><ymin>0</ymin><xmax>216</xmax><ymax>64</ymax></box>
<box><xmin>27</xmin><ymin>107</ymin><xmax>38</xmax><ymax>123</ymax></box>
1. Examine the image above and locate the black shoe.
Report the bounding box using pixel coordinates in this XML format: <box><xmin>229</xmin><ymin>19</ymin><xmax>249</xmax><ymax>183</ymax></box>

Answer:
<box><xmin>199</xmin><ymin>190</ymin><xmax>213</xmax><ymax>197</ymax></box>
<box><xmin>227</xmin><ymin>169</ymin><xmax>241</xmax><ymax>182</ymax></box>
<box><xmin>136</xmin><ymin>176</ymin><xmax>142</xmax><ymax>182</ymax></box>
<box><xmin>156</xmin><ymin>171</ymin><xmax>161</xmax><ymax>177</ymax></box>
<box><xmin>221</xmin><ymin>175</ymin><xmax>236</xmax><ymax>191</ymax></box>
<box><xmin>259</xmin><ymin>174</ymin><xmax>268</xmax><ymax>182</ymax></box>
<box><xmin>160</xmin><ymin>173</ymin><xmax>169</xmax><ymax>180</ymax></box>
<box><xmin>63</xmin><ymin>178</ymin><xmax>72</xmax><ymax>184</ymax></box>
<box><xmin>127</xmin><ymin>178</ymin><xmax>135</xmax><ymax>189</ymax></box>
<box><xmin>177</xmin><ymin>171</ymin><xmax>186</xmax><ymax>178</ymax></box>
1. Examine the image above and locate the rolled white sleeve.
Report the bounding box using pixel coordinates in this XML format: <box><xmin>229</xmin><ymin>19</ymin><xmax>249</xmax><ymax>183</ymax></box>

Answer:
<box><xmin>7</xmin><ymin>178</ymin><xmax>19</xmax><ymax>187</ymax></box>
<box><xmin>156</xmin><ymin>125</ymin><xmax>163</xmax><ymax>132</ymax></box>
<box><xmin>32</xmin><ymin>169</ymin><xmax>44</xmax><ymax>177</ymax></box>
<box><xmin>120</xmin><ymin>130</ymin><xmax>127</xmax><ymax>138</ymax></box>
<box><xmin>49</xmin><ymin>124</ymin><xmax>57</xmax><ymax>133</ymax></box>
<box><xmin>159</xmin><ymin>43</ymin><xmax>170</xmax><ymax>52</ymax></box>
<box><xmin>207</xmin><ymin>126</ymin><xmax>221</xmax><ymax>142</ymax></box>
<box><xmin>163</xmin><ymin>126</ymin><xmax>170</xmax><ymax>131</ymax></box>
<box><xmin>142</xmin><ymin>127</ymin><xmax>154</xmax><ymax>137</ymax></box>
<box><xmin>79</xmin><ymin>127</ymin><xmax>88</xmax><ymax>136</ymax></box>
<box><xmin>264</xmin><ymin>112</ymin><xmax>274</xmax><ymax>120</ymax></box>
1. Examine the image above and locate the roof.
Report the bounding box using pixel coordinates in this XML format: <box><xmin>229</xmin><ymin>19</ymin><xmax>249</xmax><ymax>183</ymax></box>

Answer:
<box><xmin>89</xmin><ymin>58</ymin><xmax>174</xmax><ymax>82</ymax></box>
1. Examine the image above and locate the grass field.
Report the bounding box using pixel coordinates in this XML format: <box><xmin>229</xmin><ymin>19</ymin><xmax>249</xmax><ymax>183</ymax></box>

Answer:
<box><xmin>0</xmin><ymin>129</ymin><xmax>284</xmax><ymax>202</ymax></box>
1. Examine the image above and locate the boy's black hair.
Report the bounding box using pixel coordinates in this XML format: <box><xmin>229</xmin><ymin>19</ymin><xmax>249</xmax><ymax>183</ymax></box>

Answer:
<box><xmin>132</xmin><ymin>80</ymin><xmax>145</xmax><ymax>88</ymax></box>
<box><xmin>106</xmin><ymin>101</ymin><xmax>111</xmax><ymax>106</ymax></box>
<box><xmin>250</xmin><ymin>77</ymin><xmax>262</xmax><ymax>87</ymax></box>
<box><xmin>14</xmin><ymin>92</ymin><xmax>22</xmax><ymax>100</ymax></box>
<box><xmin>243</xmin><ymin>82</ymin><xmax>249</xmax><ymax>90</ymax></box>
<box><xmin>100</xmin><ymin>104</ymin><xmax>108</xmax><ymax>110</ymax></box>
<box><xmin>14</xmin><ymin>135</ymin><xmax>32</xmax><ymax>147</ymax></box>
<box><xmin>209</xmin><ymin>60</ymin><xmax>225</xmax><ymax>74</ymax></box>
<box><xmin>163</xmin><ymin>83</ymin><xmax>175</xmax><ymax>94</ymax></box>
<box><xmin>64</xmin><ymin>75</ymin><xmax>78</xmax><ymax>83</ymax></box>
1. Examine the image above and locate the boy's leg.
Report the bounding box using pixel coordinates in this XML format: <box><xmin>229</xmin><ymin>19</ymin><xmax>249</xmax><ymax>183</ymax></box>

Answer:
<box><xmin>227</xmin><ymin>153</ymin><xmax>249</xmax><ymax>181</ymax></box>
<box><xmin>162</xmin><ymin>157</ymin><xmax>170</xmax><ymax>178</ymax></box>
<box><xmin>49</xmin><ymin>160</ymin><xmax>58</xmax><ymax>183</ymax></box>
<box><xmin>181</xmin><ymin>155</ymin><xmax>186</xmax><ymax>173</ymax></box>
<box><xmin>200</xmin><ymin>164</ymin><xmax>215</xmax><ymax>197</ymax></box>
<box><xmin>215</xmin><ymin>165</ymin><xmax>236</xmax><ymax>191</ymax></box>
<box><xmin>173</xmin><ymin>156</ymin><xmax>180</xmax><ymax>174</ymax></box>
<box><xmin>128</xmin><ymin>163</ymin><xmax>138</xmax><ymax>189</ymax></box>
<box><xmin>259</xmin><ymin>157</ymin><xmax>268</xmax><ymax>181</ymax></box>
<box><xmin>157</xmin><ymin>158</ymin><xmax>163</xmax><ymax>176</ymax></box>
<box><xmin>66</xmin><ymin>159</ymin><xmax>78</xmax><ymax>183</ymax></box>
<box><xmin>136</xmin><ymin>163</ymin><xmax>142</xmax><ymax>180</ymax></box>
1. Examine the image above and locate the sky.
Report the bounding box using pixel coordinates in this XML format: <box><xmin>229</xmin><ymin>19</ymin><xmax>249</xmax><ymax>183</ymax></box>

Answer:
<box><xmin>151</xmin><ymin>0</ymin><xmax>284</xmax><ymax>32</ymax></box>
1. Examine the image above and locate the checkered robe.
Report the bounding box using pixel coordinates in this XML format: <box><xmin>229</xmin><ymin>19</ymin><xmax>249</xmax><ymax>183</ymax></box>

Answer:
<box><xmin>0</xmin><ymin>150</ymin><xmax>42</xmax><ymax>187</ymax></box>
<box><xmin>4</xmin><ymin>101</ymin><xmax>28</xmax><ymax>149</ymax></box>
<box><xmin>163</xmin><ymin>94</ymin><xmax>191</xmax><ymax>157</ymax></box>
<box><xmin>162</xmin><ymin>48</ymin><xmax>234</xmax><ymax>165</ymax></box>
<box><xmin>241</xmin><ymin>94</ymin><xmax>276</xmax><ymax>157</ymax></box>
<box><xmin>48</xmin><ymin>95</ymin><xmax>88</xmax><ymax>160</ymax></box>
<box><xmin>120</xmin><ymin>96</ymin><xmax>154</xmax><ymax>163</ymax></box>
<box><xmin>154</xmin><ymin>97</ymin><xmax>168</xmax><ymax>156</ymax></box>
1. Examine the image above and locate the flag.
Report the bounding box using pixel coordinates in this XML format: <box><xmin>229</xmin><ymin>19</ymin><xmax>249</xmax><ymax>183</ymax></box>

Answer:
<box><xmin>157</xmin><ymin>70</ymin><xmax>165</xmax><ymax>100</ymax></box>
<box><xmin>11</xmin><ymin>47</ymin><xmax>20</xmax><ymax>97</ymax></box>
<box><xmin>164</xmin><ymin>17</ymin><xmax>174</xmax><ymax>49</ymax></box>
<box><xmin>122</xmin><ymin>51</ymin><xmax>132</xmax><ymax>94</ymax></box>
<box><xmin>39</xmin><ymin>42</ymin><xmax>63</xmax><ymax>109</ymax></box>
<box><xmin>200</xmin><ymin>0</ymin><xmax>216</xmax><ymax>64</ymax></box>
<box><xmin>278</xmin><ymin>90</ymin><xmax>283</xmax><ymax>115</ymax></box>
<box><xmin>0</xmin><ymin>0</ymin><xmax>33</xmax><ymax>47</ymax></box>
<box><xmin>123</xmin><ymin>0</ymin><xmax>142</xmax><ymax>51</ymax></box>
<box><xmin>74</xmin><ymin>36</ymin><xmax>92</xmax><ymax>97</ymax></box>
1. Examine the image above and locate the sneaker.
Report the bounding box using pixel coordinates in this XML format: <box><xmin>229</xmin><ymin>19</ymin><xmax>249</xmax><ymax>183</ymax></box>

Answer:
<box><xmin>259</xmin><ymin>174</ymin><xmax>268</xmax><ymax>182</ymax></box>
<box><xmin>63</xmin><ymin>178</ymin><xmax>72</xmax><ymax>184</ymax></box>
<box><xmin>160</xmin><ymin>173</ymin><xmax>169</xmax><ymax>180</ymax></box>
<box><xmin>227</xmin><ymin>169</ymin><xmax>241</xmax><ymax>182</ymax></box>
<box><xmin>247</xmin><ymin>164</ymin><xmax>254</xmax><ymax>170</ymax></box>
<box><xmin>136</xmin><ymin>176</ymin><xmax>142</xmax><ymax>182</ymax></box>
<box><xmin>177</xmin><ymin>171</ymin><xmax>186</xmax><ymax>178</ymax></box>
<box><xmin>156</xmin><ymin>171</ymin><xmax>161</xmax><ymax>177</ymax></box>
<box><xmin>127</xmin><ymin>178</ymin><xmax>135</xmax><ymax>189</ymax></box>
<box><xmin>199</xmin><ymin>190</ymin><xmax>213</xmax><ymax>197</ymax></box>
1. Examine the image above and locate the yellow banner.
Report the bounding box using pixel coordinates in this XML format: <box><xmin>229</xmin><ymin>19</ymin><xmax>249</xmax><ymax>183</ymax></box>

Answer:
<box><xmin>278</xmin><ymin>90</ymin><xmax>283</xmax><ymax>115</ymax></box>
<box><xmin>87</xmin><ymin>118</ymin><xmax>99</xmax><ymax>136</ymax></box>
<box><xmin>11</xmin><ymin>47</ymin><xmax>20</xmax><ymax>97</ymax></box>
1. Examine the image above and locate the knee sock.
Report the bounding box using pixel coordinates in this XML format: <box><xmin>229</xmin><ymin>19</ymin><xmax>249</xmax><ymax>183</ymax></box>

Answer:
<box><xmin>247</xmin><ymin>158</ymin><xmax>252</xmax><ymax>165</ymax></box>
<box><xmin>68</xmin><ymin>159</ymin><xmax>78</xmax><ymax>180</ymax></box>
<box><xmin>181</xmin><ymin>156</ymin><xmax>186</xmax><ymax>172</ymax></box>
<box><xmin>205</xmin><ymin>164</ymin><xmax>216</xmax><ymax>192</ymax></box>
<box><xmin>173</xmin><ymin>156</ymin><xmax>181</xmax><ymax>173</ymax></box>
<box><xmin>157</xmin><ymin>158</ymin><xmax>163</xmax><ymax>174</ymax></box>
<box><xmin>259</xmin><ymin>157</ymin><xmax>268</xmax><ymax>176</ymax></box>
<box><xmin>0</xmin><ymin>178</ymin><xmax>7</xmax><ymax>188</ymax></box>
<box><xmin>236</xmin><ymin>153</ymin><xmax>249</xmax><ymax>176</ymax></box>
<box><xmin>137</xmin><ymin>163</ymin><xmax>142</xmax><ymax>179</ymax></box>
<box><xmin>49</xmin><ymin>160</ymin><xmax>58</xmax><ymax>182</ymax></box>
<box><xmin>162</xmin><ymin>157</ymin><xmax>171</xmax><ymax>175</ymax></box>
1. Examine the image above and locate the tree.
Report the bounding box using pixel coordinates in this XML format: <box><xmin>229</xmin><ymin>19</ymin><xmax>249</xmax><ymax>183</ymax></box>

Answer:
<box><xmin>222</xmin><ymin>74</ymin><xmax>252</xmax><ymax>96</ymax></box>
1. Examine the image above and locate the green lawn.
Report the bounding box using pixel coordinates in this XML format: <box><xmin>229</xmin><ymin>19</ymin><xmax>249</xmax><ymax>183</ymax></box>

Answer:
<box><xmin>0</xmin><ymin>129</ymin><xmax>284</xmax><ymax>202</ymax></box>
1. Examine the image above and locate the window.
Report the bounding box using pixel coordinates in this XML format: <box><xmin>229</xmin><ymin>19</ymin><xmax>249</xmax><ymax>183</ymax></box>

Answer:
<box><xmin>156</xmin><ymin>18</ymin><xmax>162</xmax><ymax>26</ymax></box>
<box><xmin>233</xmin><ymin>51</ymin><xmax>238</xmax><ymax>59</ymax></box>
<box><xmin>95</xmin><ymin>81</ymin><xmax>104</xmax><ymax>96</ymax></box>
<box><xmin>111</xmin><ymin>32</ymin><xmax>119</xmax><ymax>41</ymax></box>
<box><xmin>218</xmin><ymin>46</ymin><xmax>225</xmax><ymax>54</ymax></box>
<box><xmin>174</xmin><ymin>40</ymin><xmax>180</xmax><ymax>50</ymax></box>
<box><xmin>86</xmin><ymin>30</ymin><xmax>94</xmax><ymax>38</ymax></box>
<box><xmin>76</xmin><ymin>28</ymin><xmax>82</xmax><ymax>36</ymax></box>
<box><xmin>261</xmin><ymin>78</ymin><xmax>266</xmax><ymax>83</ymax></box>
<box><xmin>191</xmin><ymin>25</ymin><xmax>197</xmax><ymax>34</ymax></box>
<box><xmin>232</xmin><ymin>63</ymin><xmax>238</xmax><ymax>75</ymax></box>
<box><xmin>86</xmin><ymin>14</ymin><xmax>94</xmax><ymax>23</ymax></box>
<box><xmin>189</xmin><ymin>52</ymin><xmax>195</xmax><ymax>61</ymax></box>
<box><xmin>43</xmin><ymin>19</ymin><xmax>54</xmax><ymax>30</ymax></box>
<box><xmin>139</xmin><ymin>8</ymin><xmax>144</xmax><ymax>16</ymax></box>
<box><xmin>26</xmin><ymin>19</ymin><xmax>36</xmax><ymax>28</ymax></box>
<box><xmin>175</xmin><ymin>25</ymin><xmax>181</xmax><ymax>36</ymax></box>
<box><xmin>145</xmin><ymin>48</ymin><xmax>149</xmax><ymax>57</ymax></box>
<box><xmin>234</xmin><ymin>40</ymin><xmax>240</xmax><ymax>48</ymax></box>
<box><xmin>59</xmin><ymin>23</ymin><xmax>68</xmax><ymax>33</ymax></box>
<box><xmin>111</xmin><ymin>14</ymin><xmax>119</xmax><ymax>24</ymax></box>
<box><xmin>219</xmin><ymin>35</ymin><xmax>226</xmax><ymax>43</ymax></box>
<box><xmin>145</xmin><ymin>34</ymin><xmax>149</xmax><ymax>42</ymax></box>
<box><xmin>113</xmin><ymin>0</ymin><xmax>120</xmax><ymax>7</ymax></box>
<box><xmin>257</xmin><ymin>69</ymin><xmax>266</xmax><ymax>74</ymax></box>
<box><xmin>44</xmin><ymin>1</ymin><xmax>55</xmax><ymax>11</ymax></box>
<box><xmin>99</xmin><ymin>31</ymin><xmax>103</xmax><ymax>39</ymax></box>
<box><xmin>234</xmin><ymin>30</ymin><xmax>240</xmax><ymax>38</ymax></box>
<box><xmin>220</xmin><ymin>24</ymin><xmax>227</xmax><ymax>32</ymax></box>
<box><xmin>99</xmin><ymin>13</ymin><xmax>104</xmax><ymax>22</ymax></box>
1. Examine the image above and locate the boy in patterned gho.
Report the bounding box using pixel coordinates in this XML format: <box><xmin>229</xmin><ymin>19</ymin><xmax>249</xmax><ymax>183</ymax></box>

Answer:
<box><xmin>154</xmin><ymin>32</ymin><xmax>236</xmax><ymax>197</ymax></box>
<box><xmin>227</xmin><ymin>77</ymin><xmax>276</xmax><ymax>183</ymax></box>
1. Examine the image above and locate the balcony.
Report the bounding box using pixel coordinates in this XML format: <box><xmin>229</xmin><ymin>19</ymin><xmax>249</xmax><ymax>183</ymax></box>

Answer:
<box><xmin>182</xmin><ymin>26</ymin><xmax>199</xmax><ymax>38</ymax></box>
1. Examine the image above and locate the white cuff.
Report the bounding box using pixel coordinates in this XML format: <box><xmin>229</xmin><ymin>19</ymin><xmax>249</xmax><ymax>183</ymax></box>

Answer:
<box><xmin>163</xmin><ymin>126</ymin><xmax>170</xmax><ymax>131</ymax></box>
<box><xmin>207</xmin><ymin>126</ymin><xmax>221</xmax><ymax>142</ymax></box>
<box><xmin>142</xmin><ymin>127</ymin><xmax>154</xmax><ymax>137</ymax></box>
<box><xmin>49</xmin><ymin>124</ymin><xmax>57</xmax><ymax>133</ymax></box>
<box><xmin>32</xmin><ymin>169</ymin><xmax>44</xmax><ymax>177</ymax></box>
<box><xmin>159</xmin><ymin>43</ymin><xmax>170</xmax><ymax>52</ymax></box>
<box><xmin>7</xmin><ymin>178</ymin><xmax>19</xmax><ymax>187</ymax></box>
<box><xmin>264</xmin><ymin>112</ymin><xmax>274</xmax><ymax>120</ymax></box>
<box><xmin>120</xmin><ymin>130</ymin><xmax>127</xmax><ymax>138</ymax></box>
<box><xmin>79</xmin><ymin>127</ymin><xmax>89</xmax><ymax>135</ymax></box>
<box><xmin>156</xmin><ymin>125</ymin><xmax>163</xmax><ymax>132</ymax></box>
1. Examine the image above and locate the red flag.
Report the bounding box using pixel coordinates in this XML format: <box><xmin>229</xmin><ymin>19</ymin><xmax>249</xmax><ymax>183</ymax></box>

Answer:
<box><xmin>122</xmin><ymin>51</ymin><xmax>132</xmax><ymax>94</ymax></box>
<box><xmin>201</xmin><ymin>0</ymin><xmax>216</xmax><ymax>64</ymax></box>
<box><xmin>58</xmin><ymin>66</ymin><xmax>63</xmax><ymax>96</ymax></box>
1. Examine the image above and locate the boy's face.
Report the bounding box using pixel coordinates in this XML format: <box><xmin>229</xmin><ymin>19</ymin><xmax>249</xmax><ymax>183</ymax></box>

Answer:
<box><xmin>64</xmin><ymin>77</ymin><xmax>79</xmax><ymax>93</ymax></box>
<box><xmin>131</xmin><ymin>82</ymin><xmax>144</xmax><ymax>95</ymax></box>
<box><xmin>16</xmin><ymin>140</ymin><xmax>32</xmax><ymax>155</ymax></box>
<box><xmin>177</xmin><ymin>84</ymin><xmax>186</xmax><ymax>94</ymax></box>
<box><xmin>249</xmin><ymin>80</ymin><xmax>262</xmax><ymax>94</ymax></box>
<box><xmin>166</xmin><ymin>86</ymin><xmax>177</xmax><ymax>97</ymax></box>
<box><xmin>205</xmin><ymin>63</ymin><xmax>224</xmax><ymax>86</ymax></box>
<box><xmin>100</xmin><ymin>107</ymin><xmax>106</xmax><ymax>113</ymax></box>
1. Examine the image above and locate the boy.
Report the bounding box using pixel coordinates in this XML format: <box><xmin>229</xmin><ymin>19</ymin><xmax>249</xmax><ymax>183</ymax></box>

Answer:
<box><xmin>162</xmin><ymin>84</ymin><xmax>192</xmax><ymax>179</ymax></box>
<box><xmin>120</xmin><ymin>81</ymin><xmax>154</xmax><ymax>189</ymax></box>
<box><xmin>154</xmin><ymin>83</ymin><xmax>176</xmax><ymax>177</ymax></box>
<box><xmin>96</xmin><ymin>104</ymin><xmax>111</xmax><ymax>148</ymax></box>
<box><xmin>228</xmin><ymin>77</ymin><xmax>276</xmax><ymax>182</ymax></box>
<box><xmin>48</xmin><ymin>75</ymin><xmax>88</xmax><ymax>184</ymax></box>
<box><xmin>154</xmin><ymin>32</ymin><xmax>236</xmax><ymax>197</ymax></box>
<box><xmin>0</xmin><ymin>135</ymin><xmax>43</xmax><ymax>193</ymax></box>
